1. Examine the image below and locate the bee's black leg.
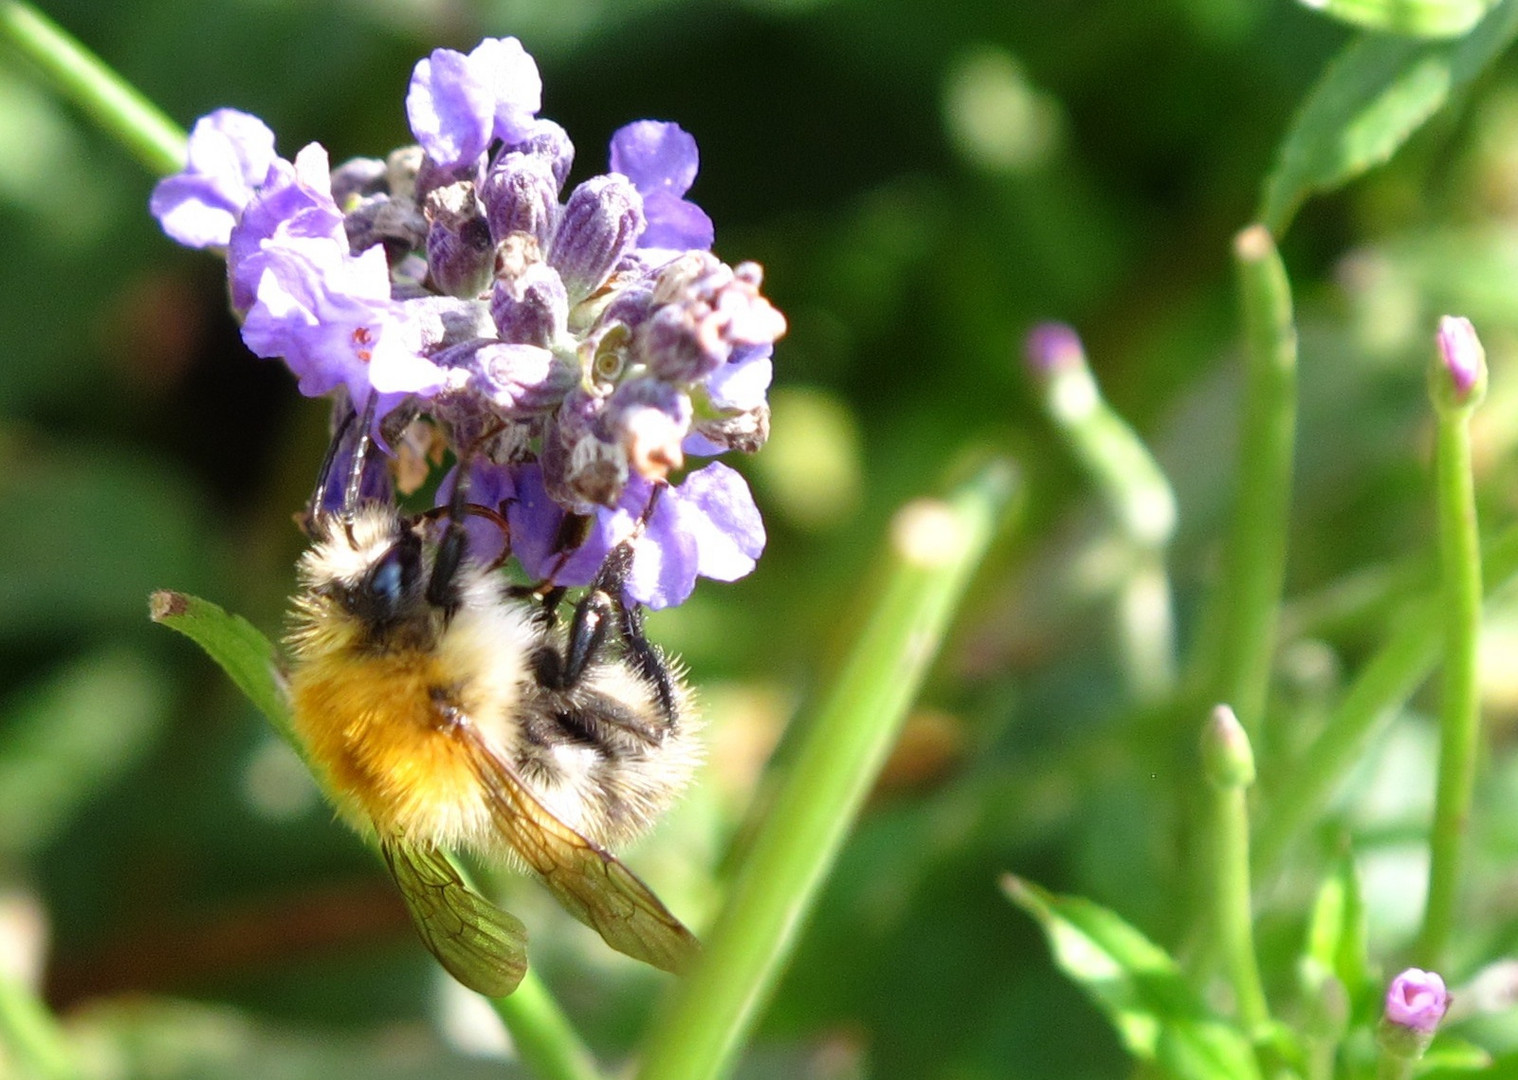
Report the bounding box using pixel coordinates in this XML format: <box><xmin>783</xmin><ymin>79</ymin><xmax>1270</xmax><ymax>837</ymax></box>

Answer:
<box><xmin>550</xmin><ymin>484</ymin><xmax>680</xmax><ymax>725</ymax></box>
<box><xmin>427</xmin><ymin>466</ymin><xmax>471</xmax><ymax>613</ymax></box>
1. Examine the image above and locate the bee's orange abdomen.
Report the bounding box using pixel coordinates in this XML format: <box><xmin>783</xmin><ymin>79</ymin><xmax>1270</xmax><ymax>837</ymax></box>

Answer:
<box><xmin>290</xmin><ymin>651</ymin><xmax>495</xmax><ymax>849</ymax></box>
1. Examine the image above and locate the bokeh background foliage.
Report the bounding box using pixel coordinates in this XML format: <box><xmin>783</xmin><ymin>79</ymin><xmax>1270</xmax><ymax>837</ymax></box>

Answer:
<box><xmin>6</xmin><ymin>0</ymin><xmax>1518</xmax><ymax>1077</ymax></box>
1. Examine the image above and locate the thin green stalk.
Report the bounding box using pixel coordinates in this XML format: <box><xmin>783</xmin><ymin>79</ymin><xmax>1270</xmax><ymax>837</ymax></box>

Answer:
<box><xmin>0</xmin><ymin>1</ymin><xmax>185</xmax><ymax>176</ymax></box>
<box><xmin>1197</xmin><ymin>225</ymin><xmax>1297</xmax><ymax>739</ymax></box>
<box><xmin>1252</xmin><ymin>523</ymin><xmax>1518</xmax><ymax>878</ymax></box>
<box><xmin>0</xmin><ymin>973</ymin><xmax>79</xmax><ymax>1080</ymax></box>
<box><xmin>1201</xmin><ymin>707</ymin><xmax>1271</xmax><ymax>1036</ymax></box>
<box><xmin>1028</xmin><ymin>328</ymin><xmax>1177</xmax><ymax>702</ymax></box>
<box><xmin>634</xmin><ymin>460</ymin><xmax>1017</xmax><ymax>1080</ymax></box>
<box><xmin>490</xmin><ymin>969</ymin><xmax>602</xmax><ymax>1080</ymax></box>
<box><xmin>1417</xmin><ymin>351</ymin><xmax>1485</xmax><ymax>968</ymax></box>
<box><xmin>1376</xmin><ymin>1051</ymin><xmax>1415</xmax><ymax>1080</ymax></box>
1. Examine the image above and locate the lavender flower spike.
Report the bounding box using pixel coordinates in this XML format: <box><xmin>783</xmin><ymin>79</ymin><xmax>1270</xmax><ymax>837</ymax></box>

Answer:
<box><xmin>150</xmin><ymin>109</ymin><xmax>277</xmax><ymax>248</ymax></box>
<box><xmin>407</xmin><ymin>37</ymin><xmax>542</xmax><ymax>169</ymax></box>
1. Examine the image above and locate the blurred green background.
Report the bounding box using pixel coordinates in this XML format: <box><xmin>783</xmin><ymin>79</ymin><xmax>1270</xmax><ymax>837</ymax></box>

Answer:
<box><xmin>5</xmin><ymin>0</ymin><xmax>1518</xmax><ymax>1077</ymax></box>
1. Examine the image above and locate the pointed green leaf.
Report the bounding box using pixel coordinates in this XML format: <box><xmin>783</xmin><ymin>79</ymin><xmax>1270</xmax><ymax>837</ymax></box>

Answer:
<box><xmin>149</xmin><ymin>590</ymin><xmax>296</xmax><ymax>749</ymax></box>
<box><xmin>1003</xmin><ymin>875</ymin><xmax>1262</xmax><ymax>1080</ymax></box>
<box><xmin>1297</xmin><ymin>0</ymin><xmax>1498</xmax><ymax>38</ymax></box>
<box><xmin>1261</xmin><ymin>0</ymin><xmax>1518</xmax><ymax>234</ymax></box>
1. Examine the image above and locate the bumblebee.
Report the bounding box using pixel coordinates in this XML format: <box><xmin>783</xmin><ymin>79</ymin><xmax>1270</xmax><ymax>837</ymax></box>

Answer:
<box><xmin>284</xmin><ymin>449</ymin><xmax>701</xmax><ymax>995</ymax></box>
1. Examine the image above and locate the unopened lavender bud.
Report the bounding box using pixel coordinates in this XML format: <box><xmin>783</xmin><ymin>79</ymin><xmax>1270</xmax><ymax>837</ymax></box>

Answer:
<box><xmin>1201</xmin><ymin>705</ymin><xmax>1255</xmax><ymax>789</ymax></box>
<box><xmin>606</xmin><ymin>378</ymin><xmax>692</xmax><ymax>481</ymax></box>
<box><xmin>1023</xmin><ymin>321</ymin><xmax>1086</xmax><ymax>377</ymax></box>
<box><xmin>481</xmin><ymin>153</ymin><xmax>559</xmax><ymax>249</ymax></box>
<box><xmin>329</xmin><ymin>156</ymin><xmax>388</xmax><ymax>207</ymax></box>
<box><xmin>491</xmin><ymin>234</ymin><xmax>568</xmax><ymax>347</ymax></box>
<box><xmin>433</xmin><ymin>338</ymin><xmax>571</xmax><ymax>417</ymax></box>
<box><xmin>543</xmin><ymin>387</ymin><xmax>627</xmax><ymax>509</ymax></box>
<box><xmin>1378</xmin><ymin>968</ymin><xmax>1449</xmax><ymax>1064</ymax></box>
<box><xmin>693</xmin><ymin>403</ymin><xmax>770</xmax><ymax>455</ymax></box>
<box><xmin>415</xmin><ymin>151</ymin><xmax>481</xmax><ymax>205</ymax></box>
<box><xmin>1432</xmin><ymin>315</ymin><xmax>1487</xmax><ymax>409</ymax></box>
<box><xmin>385</xmin><ymin>145</ymin><xmax>425</xmax><ymax>202</ymax></box>
<box><xmin>500</xmin><ymin>118</ymin><xmax>574</xmax><ymax>191</ymax></box>
<box><xmin>425</xmin><ymin>182</ymin><xmax>494</xmax><ymax>297</ymax></box>
<box><xmin>639</xmin><ymin>253</ymin><xmax>785</xmax><ymax>383</ymax></box>
<box><xmin>551</xmin><ymin>174</ymin><xmax>644</xmax><ymax>303</ymax></box>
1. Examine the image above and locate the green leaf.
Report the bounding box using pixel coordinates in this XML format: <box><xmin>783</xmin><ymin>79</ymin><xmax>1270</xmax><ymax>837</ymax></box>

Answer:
<box><xmin>1261</xmin><ymin>0</ymin><xmax>1518</xmax><ymax>234</ymax></box>
<box><xmin>1297</xmin><ymin>0</ymin><xmax>1497</xmax><ymax>38</ymax></box>
<box><xmin>1003</xmin><ymin>875</ymin><xmax>1262</xmax><ymax>1080</ymax></box>
<box><xmin>149</xmin><ymin>590</ymin><xmax>296</xmax><ymax>750</ymax></box>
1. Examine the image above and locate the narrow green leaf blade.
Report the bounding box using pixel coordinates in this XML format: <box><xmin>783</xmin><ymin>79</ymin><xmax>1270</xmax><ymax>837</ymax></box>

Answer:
<box><xmin>1298</xmin><ymin>0</ymin><xmax>1496</xmax><ymax>38</ymax></box>
<box><xmin>1262</xmin><ymin>0</ymin><xmax>1518</xmax><ymax>234</ymax></box>
<box><xmin>1003</xmin><ymin>875</ymin><xmax>1262</xmax><ymax>1080</ymax></box>
<box><xmin>149</xmin><ymin>590</ymin><xmax>295</xmax><ymax>747</ymax></box>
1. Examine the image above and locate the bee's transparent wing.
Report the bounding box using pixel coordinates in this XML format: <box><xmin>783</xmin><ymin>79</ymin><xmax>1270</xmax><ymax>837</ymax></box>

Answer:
<box><xmin>462</xmin><ymin>730</ymin><xmax>701</xmax><ymax>975</ymax></box>
<box><xmin>380</xmin><ymin>837</ymin><xmax>529</xmax><ymax>996</ymax></box>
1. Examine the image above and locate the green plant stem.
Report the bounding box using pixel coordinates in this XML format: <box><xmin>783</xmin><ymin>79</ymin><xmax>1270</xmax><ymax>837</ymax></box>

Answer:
<box><xmin>1198</xmin><ymin>225</ymin><xmax>1297</xmax><ymax>739</ymax></box>
<box><xmin>1416</xmin><ymin>403</ymin><xmax>1484</xmax><ymax>968</ymax></box>
<box><xmin>1201</xmin><ymin>710</ymin><xmax>1271</xmax><ymax>1036</ymax></box>
<box><xmin>1252</xmin><ymin>524</ymin><xmax>1518</xmax><ymax>878</ymax></box>
<box><xmin>1212</xmin><ymin>786</ymin><xmax>1270</xmax><ymax>1032</ymax></box>
<box><xmin>0</xmin><ymin>1</ymin><xmax>185</xmax><ymax>176</ymax></box>
<box><xmin>1376</xmin><ymin>1048</ymin><xmax>1416</xmax><ymax>1080</ymax></box>
<box><xmin>1036</xmin><ymin>348</ymin><xmax>1177</xmax><ymax>702</ymax></box>
<box><xmin>634</xmin><ymin>460</ymin><xmax>1017</xmax><ymax>1080</ymax></box>
<box><xmin>0</xmin><ymin>973</ymin><xmax>79</xmax><ymax>1080</ymax></box>
<box><xmin>491</xmin><ymin>969</ymin><xmax>602</xmax><ymax>1080</ymax></box>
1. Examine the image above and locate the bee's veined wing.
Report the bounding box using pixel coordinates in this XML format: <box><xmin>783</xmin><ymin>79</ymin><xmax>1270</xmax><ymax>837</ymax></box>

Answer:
<box><xmin>461</xmin><ymin>729</ymin><xmax>701</xmax><ymax>975</ymax></box>
<box><xmin>380</xmin><ymin>837</ymin><xmax>529</xmax><ymax>997</ymax></box>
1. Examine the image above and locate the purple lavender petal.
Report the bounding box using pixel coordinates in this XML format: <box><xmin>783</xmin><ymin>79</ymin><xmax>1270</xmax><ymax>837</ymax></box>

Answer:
<box><xmin>407</xmin><ymin>47</ymin><xmax>494</xmax><ymax>169</ymax></box>
<box><xmin>624</xmin><ymin>487</ymin><xmax>700</xmax><ymax>609</ymax></box>
<box><xmin>241</xmin><ymin>238</ymin><xmax>443</xmax><ymax>413</ymax></box>
<box><xmin>150</xmin><ymin>109</ymin><xmax>278</xmax><ymax>248</ymax></box>
<box><xmin>675</xmin><ymin>461</ymin><xmax>765</xmax><ymax>582</ymax></box>
<box><xmin>705</xmin><ymin>344</ymin><xmax>773</xmax><ymax>411</ymax></box>
<box><xmin>639</xmin><ymin>189</ymin><xmax>715</xmax><ymax>251</ymax></box>
<box><xmin>506</xmin><ymin>463</ymin><xmax>600</xmax><ymax>584</ymax></box>
<box><xmin>227</xmin><ymin>143</ymin><xmax>346</xmax><ymax>311</ymax></box>
<box><xmin>436</xmin><ymin>459</ymin><xmax>517</xmax><ymax>566</ymax></box>
<box><xmin>609</xmin><ymin>121</ymin><xmax>699</xmax><ymax>196</ymax></box>
<box><xmin>471</xmin><ymin>37</ymin><xmax>543</xmax><ymax>146</ymax></box>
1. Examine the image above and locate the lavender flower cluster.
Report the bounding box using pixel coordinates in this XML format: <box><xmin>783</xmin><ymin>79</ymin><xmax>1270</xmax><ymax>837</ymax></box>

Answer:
<box><xmin>150</xmin><ymin>36</ymin><xmax>784</xmax><ymax>608</ymax></box>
